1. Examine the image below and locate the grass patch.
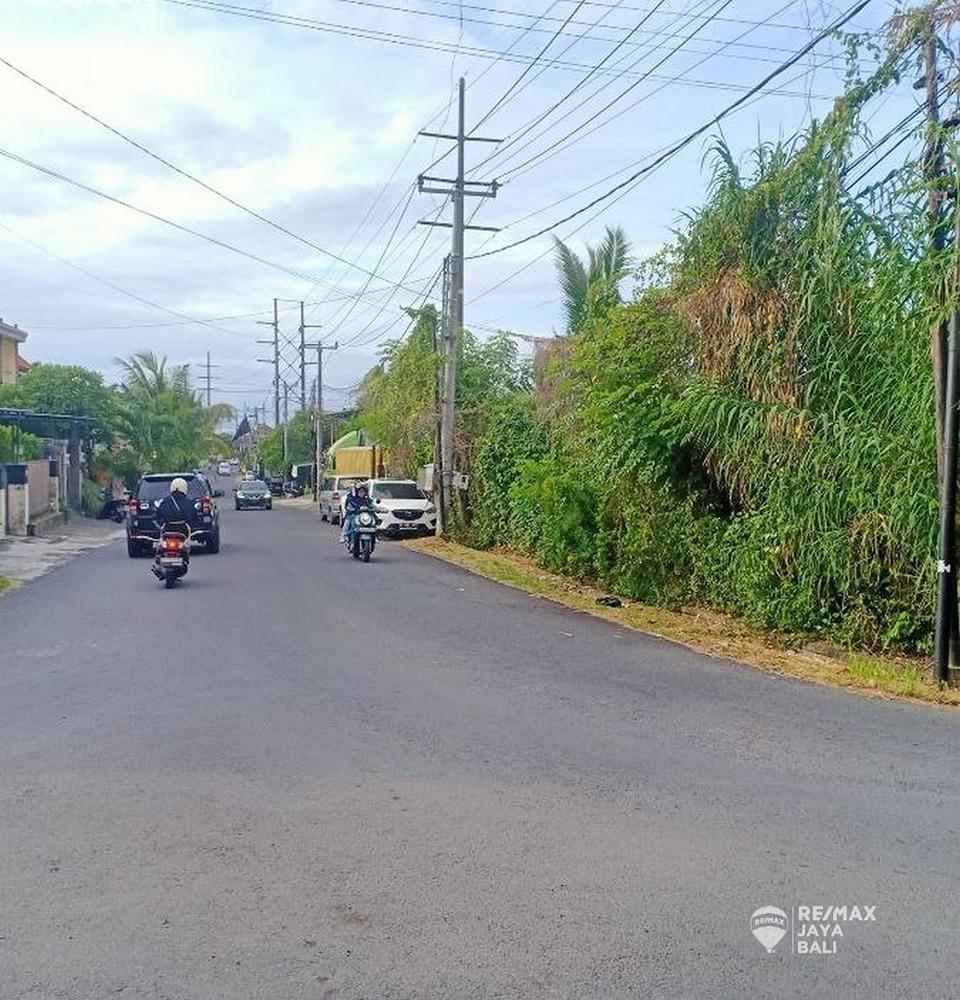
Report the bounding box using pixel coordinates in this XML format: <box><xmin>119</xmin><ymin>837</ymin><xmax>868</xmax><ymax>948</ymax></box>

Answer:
<box><xmin>406</xmin><ymin>537</ymin><xmax>960</xmax><ymax>709</ymax></box>
<box><xmin>845</xmin><ymin>654</ymin><xmax>928</xmax><ymax>699</ymax></box>
<box><xmin>0</xmin><ymin>575</ymin><xmax>13</xmax><ymax>596</ymax></box>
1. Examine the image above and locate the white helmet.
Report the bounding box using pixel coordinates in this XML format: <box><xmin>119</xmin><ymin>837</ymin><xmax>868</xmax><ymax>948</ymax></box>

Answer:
<box><xmin>170</xmin><ymin>477</ymin><xmax>189</xmax><ymax>495</ymax></box>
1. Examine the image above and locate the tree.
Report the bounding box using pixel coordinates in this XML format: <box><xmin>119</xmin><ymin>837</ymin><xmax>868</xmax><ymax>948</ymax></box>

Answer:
<box><xmin>256</xmin><ymin>409</ymin><xmax>314</xmax><ymax>475</ymax></box>
<box><xmin>553</xmin><ymin>225</ymin><xmax>633</xmax><ymax>335</ymax></box>
<box><xmin>113</xmin><ymin>351</ymin><xmax>233</xmax><ymax>474</ymax></box>
<box><xmin>0</xmin><ymin>363</ymin><xmax>117</xmax><ymax>443</ymax></box>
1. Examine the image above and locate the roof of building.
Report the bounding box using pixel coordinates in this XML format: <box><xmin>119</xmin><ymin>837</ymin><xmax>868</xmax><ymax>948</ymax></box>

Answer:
<box><xmin>0</xmin><ymin>319</ymin><xmax>28</xmax><ymax>343</ymax></box>
<box><xmin>17</xmin><ymin>355</ymin><xmax>32</xmax><ymax>373</ymax></box>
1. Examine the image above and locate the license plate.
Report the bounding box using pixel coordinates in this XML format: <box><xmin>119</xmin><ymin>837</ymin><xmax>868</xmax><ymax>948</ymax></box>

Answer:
<box><xmin>160</xmin><ymin>557</ymin><xmax>184</xmax><ymax>566</ymax></box>
<box><xmin>398</xmin><ymin>523</ymin><xmax>418</xmax><ymax>530</ymax></box>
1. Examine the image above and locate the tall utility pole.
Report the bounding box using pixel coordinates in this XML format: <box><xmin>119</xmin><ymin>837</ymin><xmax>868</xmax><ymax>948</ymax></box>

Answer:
<box><xmin>306</xmin><ymin>338</ymin><xmax>338</xmax><ymax>503</ymax></box>
<box><xmin>256</xmin><ymin>298</ymin><xmax>280</xmax><ymax>425</ymax></box>
<box><xmin>416</xmin><ymin>77</ymin><xmax>500</xmax><ymax>533</ymax></box>
<box><xmin>201</xmin><ymin>350</ymin><xmax>219</xmax><ymax>407</ymax></box>
<box><xmin>298</xmin><ymin>302</ymin><xmax>308</xmax><ymax>411</ymax></box>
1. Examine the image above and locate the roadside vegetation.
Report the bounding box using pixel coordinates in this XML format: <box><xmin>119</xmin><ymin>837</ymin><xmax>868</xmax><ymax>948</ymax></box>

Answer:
<box><xmin>355</xmin><ymin>20</ymin><xmax>959</xmax><ymax>665</ymax></box>
<box><xmin>0</xmin><ymin>351</ymin><xmax>234</xmax><ymax>492</ymax></box>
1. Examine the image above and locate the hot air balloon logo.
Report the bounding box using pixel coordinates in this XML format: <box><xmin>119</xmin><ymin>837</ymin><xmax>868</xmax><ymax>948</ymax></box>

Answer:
<box><xmin>750</xmin><ymin>906</ymin><xmax>788</xmax><ymax>953</ymax></box>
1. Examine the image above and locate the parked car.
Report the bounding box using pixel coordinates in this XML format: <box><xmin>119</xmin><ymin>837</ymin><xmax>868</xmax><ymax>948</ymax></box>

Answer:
<box><xmin>319</xmin><ymin>474</ymin><xmax>367</xmax><ymax>526</ymax></box>
<box><xmin>365</xmin><ymin>478</ymin><xmax>436</xmax><ymax>537</ymax></box>
<box><xmin>265</xmin><ymin>475</ymin><xmax>284</xmax><ymax>497</ymax></box>
<box><xmin>126</xmin><ymin>472</ymin><xmax>223</xmax><ymax>557</ymax></box>
<box><xmin>235</xmin><ymin>480</ymin><xmax>272</xmax><ymax>510</ymax></box>
<box><xmin>217</xmin><ymin>460</ymin><xmax>232</xmax><ymax>476</ymax></box>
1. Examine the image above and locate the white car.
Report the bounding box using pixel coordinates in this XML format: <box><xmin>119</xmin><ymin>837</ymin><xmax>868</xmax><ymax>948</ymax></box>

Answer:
<box><xmin>320</xmin><ymin>474</ymin><xmax>368</xmax><ymax>526</ymax></box>
<box><xmin>216</xmin><ymin>461</ymin><xmax>232</xmax><ymax>476</ymax></box>
<box><xmin>361</xmin><ymin>478</ymin><xmax>436</xmax><ymax>537</ymax></box>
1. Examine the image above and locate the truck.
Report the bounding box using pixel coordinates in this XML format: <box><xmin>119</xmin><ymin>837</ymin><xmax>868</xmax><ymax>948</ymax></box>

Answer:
<box><xmin>333</xmin><ymin>445</ymin><xmax>385</xmax><ymax>478</ymax></box>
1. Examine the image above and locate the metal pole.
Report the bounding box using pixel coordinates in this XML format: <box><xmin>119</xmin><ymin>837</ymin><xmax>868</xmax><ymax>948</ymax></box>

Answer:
<box><xmin>273</xmin><ymin>298</ymin><xmax>280</xmax><ymax>426</ymax></box>
<box><xmin>299</xmin><ymin>301</ymin><xmax>307</xmax><ymax>411</ymax></box>
<box><xmin>205</xmin><ymin>350</ymin><xmax>212</xmax><ymax>407</ymax></box>
<box><xmin>282</xmin><ymin>381</ymin><xmax>289</xmax><ymax>472</ymax></box>
<box><xmin>935</xmin><ymin>200</ymin><xmax>960</xmax><ymax>684</ymax></box>
<box><xmin>439</xmin><ymin>77</ymin><xmax>465</xmax><ymax>534</ymax></box>
<box><xmin>925</xmin><ymin>34</ymin><xmax>948</xmax><ymax>478</ymax></box>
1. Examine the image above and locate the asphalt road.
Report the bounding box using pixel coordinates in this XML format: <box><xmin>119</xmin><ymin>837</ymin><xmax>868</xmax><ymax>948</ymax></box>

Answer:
<box><xmin>2</xmin><ymin>477</ymin><xmax>959</xmax><ymax>998</ymax></box>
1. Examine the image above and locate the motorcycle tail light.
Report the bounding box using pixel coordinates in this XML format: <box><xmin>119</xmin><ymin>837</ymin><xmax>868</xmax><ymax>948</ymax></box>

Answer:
<box><xmin>165</xmin><ymin>538</ymin><xmax>182</xmax><ymax>554</ymax></box>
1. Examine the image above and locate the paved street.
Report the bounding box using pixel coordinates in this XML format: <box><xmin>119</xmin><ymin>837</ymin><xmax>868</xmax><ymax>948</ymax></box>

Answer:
<box><xmin>2</xmin><ymin>486</ymin><xmax>959</xmax><ymax>998</ymax></box>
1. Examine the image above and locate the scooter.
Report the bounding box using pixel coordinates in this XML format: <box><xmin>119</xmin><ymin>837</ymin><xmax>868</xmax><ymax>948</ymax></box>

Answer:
<box><xmin>345</xmin><ymin>509</ymin><xmax>380</xmax><ymax>563</ymax></box>
<box><xmin>151</xmin><ymin>525</ymin><xmax>191</xmax><ymax>588</ymax></box>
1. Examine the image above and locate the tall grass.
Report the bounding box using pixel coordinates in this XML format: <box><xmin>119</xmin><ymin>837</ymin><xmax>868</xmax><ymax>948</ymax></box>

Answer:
<box><xmin>469</xmin><ymin>35</ymin><xmax>954</xmax><ymax>651</ymax></box>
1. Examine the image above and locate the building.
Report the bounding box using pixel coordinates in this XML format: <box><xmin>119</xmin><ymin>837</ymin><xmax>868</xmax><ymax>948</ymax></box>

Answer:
<box><xmin>0</xmin><ymin>319</ymin><xmax>28</xmax><ymax>385</ymax></box>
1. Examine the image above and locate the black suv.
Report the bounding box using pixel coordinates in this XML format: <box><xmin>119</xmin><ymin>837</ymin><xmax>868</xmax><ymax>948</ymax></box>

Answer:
<box><xmin>126</xmin><ymin>472</ymin><xmax>223</xmax><ymax>557</ymax></box>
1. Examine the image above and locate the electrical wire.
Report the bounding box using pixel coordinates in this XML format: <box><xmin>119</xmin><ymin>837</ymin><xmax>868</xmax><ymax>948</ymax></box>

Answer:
<box><xmin>0</xmin><ymin>217</ymin><xmax>252</xmax><ymax>337</ymax></box>
<box><xmin>468</xmin><ymin>0</ymin><xmax>874</xmax><ymax>260</ymax></box>
<box><xmin>0</xmin><ymin>53</ymin><xmax>438</xmax><ymax>294</ymax></box>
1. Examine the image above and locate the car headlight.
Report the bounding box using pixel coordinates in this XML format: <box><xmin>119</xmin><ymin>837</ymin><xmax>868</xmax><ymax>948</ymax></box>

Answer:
<box><xmin>425</xmin><ymin>505</ymin><xmax>436</xmax><ymax>514</ymax></box>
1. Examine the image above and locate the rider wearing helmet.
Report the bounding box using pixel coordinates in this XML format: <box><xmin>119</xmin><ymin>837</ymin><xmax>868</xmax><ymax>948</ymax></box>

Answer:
<box><xmin>342</xmin><ymin>482</ymin><xmax>375</xmax><ymax>546</ymax></box>
<box><xmin>156</xmin><ymin>477</ymin><xmax>194</xmax><ymax>534</ymax></box>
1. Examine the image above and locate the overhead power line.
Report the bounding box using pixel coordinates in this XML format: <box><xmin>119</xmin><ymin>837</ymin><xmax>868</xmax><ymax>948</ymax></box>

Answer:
<box><xmin>159</xmin><ymin>0</ymin><xmax>846</xmax><ymax>82</ymax></box>
<box><xmin>0</xmin><ymin>145</ymin><xmax>440</xmax><ymax>298</ymax></box>
<box><xmin>488</xmin><ymin>0</ymin><xmax>807</xmax><ymax>184</ymax></box>
<box><xmin>468</xmin><ymin>0</ymin><xmax>874</xmax><ymax>260</ymax></box>
<box><xmin>0</xmin><ymin>53</ymin><xmax>434</xmax><ymax>294</ymax></box>
<box><xmin>0</xmin><ymin>217</ymin><xmax>250</xmax><ymax>337</ymax></box>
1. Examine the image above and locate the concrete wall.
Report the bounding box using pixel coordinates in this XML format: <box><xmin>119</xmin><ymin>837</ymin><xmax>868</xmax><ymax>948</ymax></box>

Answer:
<box><xmin>0</xmin><ymin>336</ymin><xmax>17</xmax><ymax>385</ymax></box>
<box><xmin>26</xmin><ymin>459</ymin><xmax>51</xmax><ymax>518</ymax></box>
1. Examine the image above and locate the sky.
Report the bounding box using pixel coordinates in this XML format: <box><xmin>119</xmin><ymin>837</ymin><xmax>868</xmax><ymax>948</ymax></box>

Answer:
<box><xmin>0</xmin><ymin>0</ymin><xmax>922</xmax><ymax>421</ymax></box>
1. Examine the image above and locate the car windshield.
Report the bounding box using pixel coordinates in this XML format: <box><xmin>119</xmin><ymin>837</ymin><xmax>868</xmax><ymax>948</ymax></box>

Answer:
<box><xmin>373</xmin><ymin>482</ymin><xmax>425</xmax><ymax>500</ymax></box>
<box><xmin>138</xmin><ymin>477</ymin><xmax>202</xmax><ymax>501</ymax></box>
<box><xmin>337</xmin><ymin>478</ymin><xmax>364</xmax><ymax>490</ymax></box>
<box><xmin>242</xmin><ymin>482</ymin><xmax>268</xmax><ymax>493</ymax></box>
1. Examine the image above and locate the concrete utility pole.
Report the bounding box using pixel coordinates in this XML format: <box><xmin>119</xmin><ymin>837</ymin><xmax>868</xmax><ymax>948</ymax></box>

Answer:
<box><xmin>416</xmin><ymin>77</ymin><xmax>500</xmax><ymax>533</ymax></box>
<box><xmin>306</xmin><ymin>337</ymin><xmax>338</xmax><ymax>503</ymax></box>
<box><xmin>256</xmin><ymin>299</ymin><xmax>280</xmax><ymax>425</ymax></box>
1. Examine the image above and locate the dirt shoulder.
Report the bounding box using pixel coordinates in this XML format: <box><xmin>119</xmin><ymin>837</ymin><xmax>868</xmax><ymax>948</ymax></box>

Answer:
<box><xmin>405</xmin><ymin>537</ymin><xmax>959</xmax><ymax>708</ymax></box>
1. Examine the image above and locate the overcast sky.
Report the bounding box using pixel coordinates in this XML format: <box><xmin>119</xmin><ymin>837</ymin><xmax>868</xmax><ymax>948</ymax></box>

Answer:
<box><xmin>1</xmin><ymin>0</ymin><xmax>917</xmax><ymax>420</ymax></box>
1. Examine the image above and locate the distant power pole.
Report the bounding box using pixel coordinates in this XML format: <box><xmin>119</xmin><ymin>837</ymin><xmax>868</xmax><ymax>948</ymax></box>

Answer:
<box><xmin>417</xmin><ymin>77</ymin><xmax>500</xmax><ymax>534</ymax></box>
<box><xmin>201</xmin><ymin>350</ymin><xmax>219</xmax><ymax>407</ymax></box>
<box><xmin>298</xmin><ymin>302</ymin><xmax>308</xmax><ymax>411</ymax></box>
<box><xmin>306</xmin><ymin>337</ymin><xmax>338</xmax><ymax>503</ymax></box>
<box><xmin>256</xmin><ymin>298</ymin><xmax>280</xmax><ymax>425</ymax></box>
<box><xmin>282</xmin><ymin>380</ymin><xmax>290</xmax><ymax>469</ymax></box>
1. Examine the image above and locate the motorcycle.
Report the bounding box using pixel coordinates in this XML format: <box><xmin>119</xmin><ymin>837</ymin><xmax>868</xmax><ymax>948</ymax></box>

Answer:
<box><xmin>97</xmin><ymin>485</ymin><xmax>129</xmax><ymax>523</ymax></box>
<box><xmin>151</xmin><ymin>524</ymin><xmax>191</xmax><ymax>588</ymax></box>
<box><xmin>345</xmin><ymin>509</ymin><xmax>380</xmax><ymax>562</ymax></box>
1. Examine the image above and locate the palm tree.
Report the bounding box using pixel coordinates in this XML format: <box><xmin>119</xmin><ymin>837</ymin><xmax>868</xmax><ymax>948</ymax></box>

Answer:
<box><xmin>114</xmin><ymin>351</ymin><xmax>191</xmax><ymax>398</ymax></box>
<box><xmin>553</xmin><ymin>226</ymin><xmax>633</xmax><ymax>335</ymax></box>
<box><xmin>113</xmin><ymin>351</ymin><xmax>234</xmax><ymax>473</ymax></box>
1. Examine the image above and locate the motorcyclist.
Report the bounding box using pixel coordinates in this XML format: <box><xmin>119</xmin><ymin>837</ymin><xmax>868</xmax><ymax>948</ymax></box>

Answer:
<box><xmin>341</xmin><ymin>482</ymin><xmax>375</xmax><ymax>546</ymax></box>
<box><xmin>155</xmin><ymin>477</ymin><xmax>193</xmax><ymax>539</ymax></box>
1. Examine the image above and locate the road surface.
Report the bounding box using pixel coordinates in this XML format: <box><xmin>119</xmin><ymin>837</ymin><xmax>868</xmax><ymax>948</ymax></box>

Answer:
<box><xmin>2</xmin><ymin>483</ymin><xmax>958</xmax><ymax>998</ymax></box>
